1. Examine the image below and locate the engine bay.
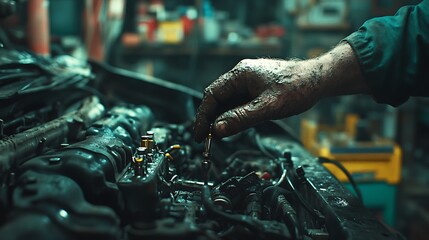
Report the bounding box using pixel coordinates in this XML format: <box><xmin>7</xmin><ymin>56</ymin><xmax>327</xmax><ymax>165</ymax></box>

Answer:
<box><xmin>0</xmin><ymin>49</ymin><xmax>399</xmax><ymax>240</ymax></box>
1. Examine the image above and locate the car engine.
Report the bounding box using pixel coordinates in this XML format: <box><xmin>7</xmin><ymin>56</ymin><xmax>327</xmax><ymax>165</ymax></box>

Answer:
<box><xmin>0</xmin><ymin>49</ymin><xmax>400</xmax><ymax>240</ymax></box>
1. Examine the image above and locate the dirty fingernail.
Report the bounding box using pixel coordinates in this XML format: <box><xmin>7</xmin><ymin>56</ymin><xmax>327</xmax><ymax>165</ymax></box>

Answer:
<box><xmin>215</xmin><ymin>120</ymin><xmax>228</xmax><ymax>137</ymax></box>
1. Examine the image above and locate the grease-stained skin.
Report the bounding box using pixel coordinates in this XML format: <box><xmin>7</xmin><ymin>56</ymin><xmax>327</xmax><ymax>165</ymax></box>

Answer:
<box><xmin>194</xmin><ymin>43</ymin><xmax>368</xmax><ymax>142</ymax></box>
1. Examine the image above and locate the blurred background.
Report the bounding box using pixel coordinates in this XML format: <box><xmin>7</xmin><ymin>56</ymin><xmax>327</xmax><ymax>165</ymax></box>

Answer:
<box><xmin>1</xmin><ymin>0</ymin><xmax>427</xmax><ymax>239</ymax></box>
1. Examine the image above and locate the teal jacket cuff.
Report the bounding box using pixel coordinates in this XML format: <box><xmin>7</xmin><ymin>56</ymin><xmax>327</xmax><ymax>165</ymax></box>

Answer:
<box><xmin>343</xmin><ymin>0</ymin><xmax>429</xmax><ymax>106</ymax></box>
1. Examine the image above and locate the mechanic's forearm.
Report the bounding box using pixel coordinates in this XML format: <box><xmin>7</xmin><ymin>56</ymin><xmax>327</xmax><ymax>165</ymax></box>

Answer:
<box><xmin>310</xmin><ymin>43</ymin><xmax>369</xmax><ymax>98</ymax></box>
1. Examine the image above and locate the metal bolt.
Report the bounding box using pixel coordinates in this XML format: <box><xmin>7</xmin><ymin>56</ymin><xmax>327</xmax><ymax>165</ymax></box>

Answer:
<box><xmin>49</xmin><ymin>157</ymin><xmax>61</xmax><ymax>165</ymax></box>
<box><xmin>284</xmin><ymin>151</ymin><xmax>293</xmax><ymax>167</ymax></box>
<box><xmin>60</xmin><ymin>143</ymin><xmax>69</xmax><ymax>148</ymax></box>
<box><xmin>296</xmin><ymin>166</ymin><xmax>305</xmax><ymax>177</ymax></box>
<box><xmin>283</xmin><ymin>151</ymin><xmax>291</xmax><ymax>160</ymax></box>
<box><xmin>296</xmin><ymin>166</ymin><xmax>306</xmax><ymax>184</ymax></box>
<box><xmin>137</xmin><ymin>147</ymin><xmax>147</xmax><ymax>155</ymax></box>
<box><xmin>146</xmin><ymin>131</ymin><xmax>154</xmax><ymax>136</ymax></box>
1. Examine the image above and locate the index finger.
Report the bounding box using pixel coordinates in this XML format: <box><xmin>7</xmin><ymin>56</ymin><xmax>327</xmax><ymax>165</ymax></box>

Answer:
<box><xmin>194</xmin><ymin>70</ymin><xmax>243</xmax><ymax>142</ymax></box>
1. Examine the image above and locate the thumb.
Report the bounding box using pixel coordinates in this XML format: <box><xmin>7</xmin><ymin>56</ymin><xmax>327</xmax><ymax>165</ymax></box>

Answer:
<box><xmin>213</xmin><ymin>94</ymin><xmax>277</xmax><ymax>138</ymax></box>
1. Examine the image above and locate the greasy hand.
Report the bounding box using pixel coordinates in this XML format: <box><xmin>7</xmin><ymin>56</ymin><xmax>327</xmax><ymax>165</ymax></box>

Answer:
<box><xmin>194</xmin><ymin>58</ymin><xmax>324</xmax><ymax>142</ymax></box>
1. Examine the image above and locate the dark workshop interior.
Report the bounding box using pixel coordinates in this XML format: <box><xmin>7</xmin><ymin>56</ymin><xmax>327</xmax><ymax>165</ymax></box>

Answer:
<box><xmin>0</xmin><ymin>0</ymin><xmax>427</xmax><ymax>239</ymax></box>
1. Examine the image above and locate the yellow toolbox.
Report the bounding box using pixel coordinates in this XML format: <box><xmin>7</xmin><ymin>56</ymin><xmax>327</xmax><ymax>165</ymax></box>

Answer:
<box><xmin>317</xmin><ymin>143</ymin><xmax>401</xmax><ymax>184</ymax></box>
<box><xmin>301</xmin><ymin>114</ymin><xmax>402</xmax><ymax>226</ymax></box>
<box><xmin>301</xmin><ymin>115</ymin><xmax>402</xmax><ymax>184</ymax></box>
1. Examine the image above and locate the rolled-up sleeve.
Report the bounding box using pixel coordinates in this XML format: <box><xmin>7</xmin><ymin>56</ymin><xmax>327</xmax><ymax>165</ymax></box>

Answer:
<box><xmin>343</xmin><ymin>0</ymin><xmax>429</xmax><ymax>106</ymax></box>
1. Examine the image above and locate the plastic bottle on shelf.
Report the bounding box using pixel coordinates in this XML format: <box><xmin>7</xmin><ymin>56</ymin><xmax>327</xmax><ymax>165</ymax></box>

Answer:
<box><xmin>202</xmin><ymin>0</ymin><xmax>220</xmax><ymax>43</ymax></box>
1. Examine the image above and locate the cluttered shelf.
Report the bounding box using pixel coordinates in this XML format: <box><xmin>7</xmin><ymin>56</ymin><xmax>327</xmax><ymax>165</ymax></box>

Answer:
<box><xmin>117</xmin><ymin>0</ymin><xmax>288</xmax><ymax>59</ymax></box>
<box><xmin>119</xmin><ymin>36</ymin><xmax>284</xmax><ymax>58</ymax></box>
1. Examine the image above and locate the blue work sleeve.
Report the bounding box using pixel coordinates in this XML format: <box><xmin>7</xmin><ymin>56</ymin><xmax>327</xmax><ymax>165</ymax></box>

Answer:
<box><xmin>343</xmin><ymin>0</ymin><xmax>429</xmax><ymax>106</ymax></box>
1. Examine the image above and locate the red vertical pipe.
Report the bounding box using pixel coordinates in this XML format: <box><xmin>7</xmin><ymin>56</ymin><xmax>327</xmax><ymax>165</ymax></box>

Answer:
<box><xmin>27</xmin><ymin>0</ymin><xmax>50</xmax><ymax>56</ymax></box>
<box><xmin>84</xmin><ymin>0</ymin><xmax>104</xmax><ymax>61</ymax></box>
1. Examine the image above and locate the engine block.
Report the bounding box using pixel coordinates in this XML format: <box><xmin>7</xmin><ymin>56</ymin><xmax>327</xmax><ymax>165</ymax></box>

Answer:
<box><xmin>0</xmin><ymin>50</ymin><xmax>400</xmax><ymax>240</ymax></box>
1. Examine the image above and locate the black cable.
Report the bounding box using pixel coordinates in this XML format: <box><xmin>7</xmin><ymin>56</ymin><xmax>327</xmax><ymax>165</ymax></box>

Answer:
<box><xmin>201</xmin><ymin>185</ymin><xmax>264</xmax><ymax>238</ymax></box>
<box><xmin>263</xmin><ymin>186</ymin><xmax>303</xmax><ymax>240</ymax></box>
<box><xmin>0</xmin><ymin>70</ymin><xmax>40</xmax><ymax>86</ymax></box>
<box><xmin>285</xmin><ymin>174</ymin><xmax>325</xmax><ymax>221</ymax></box>
<box><xmin>318</xmin><ymin>156</ymin><xmax>363</xmax><ymax>204</ymax></box>
<box><xmin>200</xmin><ymin>122</ymin><xmax>298</xmax><ymax>238</ymax></box>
